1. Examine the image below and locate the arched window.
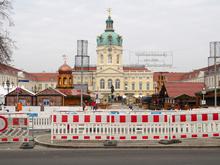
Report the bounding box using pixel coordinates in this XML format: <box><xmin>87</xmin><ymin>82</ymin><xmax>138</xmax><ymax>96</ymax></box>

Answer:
<box><xmin>63</xmin><ymin>77</ymin><xmax>67</xmax><ymax>85</ymax></box>
<box><xmin>146</xmin><ymin>82</ymin><xmax>150</xmax><ymax>90</ymax></box>
<box><xmin>116</xmin><ymin>54</ymin><xmax>119</xmax><ymax>64</ymax></box>
<box><xmin>108</xmin><ymin>54</ymin><xmax>112</xmax><ymax>63</ymax></box>
<box><xmin>101</xmin><ymin>54</ymin><xmax>104</xmax><ymax>63</ymax></box>
<box><xmin>115</xmin><ymin>79</ymin><xmax>120</xmax><ymax>89</ymax></box>
<box><xmin>100</xmin><ymin>79</ymin><xmax>105</xmax><ymax>89</ymax></box>
<box><xmin>108</xmin><ymin>79</ymin><xmax>112</xmax><ymax>89</ymax></box>
<box><xmin>59</xmin><ymin>78</ymin><xmax>62</xmax><ymax>85</ymax></box>
<box><xmin>69</xmin><ymin>77</ymin><xmax>72</xmax><ymax>84</ymax></box>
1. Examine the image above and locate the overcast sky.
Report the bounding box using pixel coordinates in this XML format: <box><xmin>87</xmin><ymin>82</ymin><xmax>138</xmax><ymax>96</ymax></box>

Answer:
<box><xmin>10</xmin><ymin>0</ymin><xmax>220</xmax><ymax>73</ymax></box>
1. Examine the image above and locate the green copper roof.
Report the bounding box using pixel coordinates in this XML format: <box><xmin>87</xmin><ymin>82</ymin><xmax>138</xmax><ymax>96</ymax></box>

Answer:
<box><xmin>97</xmin><ymin>31</ymin><xmax>122</xmax><ymax>46</ymax></box>
<box><xmin>97</xmin><ymin>16</ymin><xmax>122</xmax><ymax>46</ymax></box>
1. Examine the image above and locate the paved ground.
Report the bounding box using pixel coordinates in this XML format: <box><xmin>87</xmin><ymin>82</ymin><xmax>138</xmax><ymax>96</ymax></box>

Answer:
<box><xmin>35</xmin><ymin>133</ymin><xmax>220</xmax><ymax>148</ymax></box>
<box><xmin>0</xmin><ymin>148</ymin><xmax>220</xmax><ymax>165</ymax></box>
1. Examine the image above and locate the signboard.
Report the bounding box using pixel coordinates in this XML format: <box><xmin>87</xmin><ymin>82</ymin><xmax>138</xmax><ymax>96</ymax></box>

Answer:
<box><xmin>150</xmin><ymin>111</ymin><xmax>162</xmax><ymax>115</ymax></box>
<box><xmin>0</xmin><ymin>116</ymin><xmax>8</xmax><ymax>132</ymax></box>
<box><xmin>201</xmin><ymin>100</ymin><xmax>206</xmax><ymax>105</ymax></box>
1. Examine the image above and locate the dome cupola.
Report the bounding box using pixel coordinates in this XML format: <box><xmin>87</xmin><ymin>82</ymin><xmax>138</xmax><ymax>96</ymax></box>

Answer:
<box><xmin>97</xmin><ymin>10</ymin><xmax>122</xmax><ymax>47</ymax></box>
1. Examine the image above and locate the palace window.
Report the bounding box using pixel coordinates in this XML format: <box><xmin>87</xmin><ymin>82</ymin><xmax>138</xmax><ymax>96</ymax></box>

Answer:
<box><xmin>139</xmin><ymin>82</ymin><xmax>142</xmax><ymax>90</ymax></box>
<box><xmin>108</xmin><ymin>79</ymin><xmax>113</xmax><ymax>89</ymax></box>
<box><xmin>100</xmin><ymin>79</ymin><xmax>105</xmax><ymax>89</ymax></box>
<box><xmin>101</xmin><ymin>54</ymin><xmax>104</xmax><ymax>63</ymax></box>
<box><xmin>115</xmin><ymin>79</ymin><xmax>120</xmax><ymax>89</ymax></box>
<box><xmin>108</xmin><ymin>54</ymin><xmax>112</xmax><ymax>63</ymax></box>
<box><xmin>132</xmin><ymin>83</ymin><xmax>135</xmax><ymax>90</ymax></box>
<box><xmin>146</xmin><ymin>82</ymin><xmax>150</xmax><ymax>90</ymax></box>
<box><xmin>116</xmin><ymin>54</ymin><xmax>119</xmax><ymax>64</ymax></box>
<box><xmin>124</xmin><ymin>82</ymin><xmax>128</xmax><ymax>90</ymax></box>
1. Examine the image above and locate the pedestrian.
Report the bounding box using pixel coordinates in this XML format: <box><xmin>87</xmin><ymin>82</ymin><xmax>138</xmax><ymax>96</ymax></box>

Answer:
<box><xmin>83</xmin><ymin>102</ymin><xmax>86</xmax><ymax>111</ymax></box>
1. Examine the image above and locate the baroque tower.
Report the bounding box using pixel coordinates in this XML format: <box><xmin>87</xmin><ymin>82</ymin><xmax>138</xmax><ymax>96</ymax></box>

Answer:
<box><xmin>96</xmin><ymin>10</ymin><xmax>123</xmax><ymax>71</ymax></box>
<box><xmin>96</xmin><ymin>10</ymin><xmax>124</xmax><ymax>98</ymax></box>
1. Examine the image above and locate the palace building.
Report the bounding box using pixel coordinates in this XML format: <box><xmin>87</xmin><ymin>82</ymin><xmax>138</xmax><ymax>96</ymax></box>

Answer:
<box><xmin>73</xmin><ymin>12</ymin><xmax>154</xmax><ymax>102</ymax></box>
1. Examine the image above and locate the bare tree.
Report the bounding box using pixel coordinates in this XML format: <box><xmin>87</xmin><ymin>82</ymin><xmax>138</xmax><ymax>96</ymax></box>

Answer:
<box><xmin>0</xmin><ymin>0</ymin><xmax>14</xmax><ymax>64</ymax></box>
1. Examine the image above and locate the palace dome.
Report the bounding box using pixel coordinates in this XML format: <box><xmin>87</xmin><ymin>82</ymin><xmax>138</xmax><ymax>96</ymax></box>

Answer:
<box><xmin>97</xmin><ymin>16</ymin><xmax>122</xmax><ymax>47</ymax></box>
<box><xmin>58</xmin><ymin>63</ymin><xmax>72</xmax><ymax>74</ymax></box>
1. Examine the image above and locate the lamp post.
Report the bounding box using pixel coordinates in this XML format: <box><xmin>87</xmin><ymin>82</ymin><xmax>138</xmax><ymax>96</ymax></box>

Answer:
<box><xmin>201</xmin><ymin>88</ymin><xmax>206</xmax><ymax>106</ymax></box>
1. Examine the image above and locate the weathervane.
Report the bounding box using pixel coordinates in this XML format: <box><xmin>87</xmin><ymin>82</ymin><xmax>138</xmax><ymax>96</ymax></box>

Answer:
<box><xmin>107</xmin><ymin>8</ymin><xmax>111</xmax><ymax>17</ymax></box>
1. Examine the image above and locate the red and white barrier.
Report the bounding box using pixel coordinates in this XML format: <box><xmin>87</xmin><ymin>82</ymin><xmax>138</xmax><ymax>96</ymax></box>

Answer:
<box><xmin>0</xmin><ymin>113</ymin><xmax>29</xmax><ymax>143</ymax></box>
<box><xmin>51</xmin><ymin>111</ymin><xmax>220</xmax><ymax>141</ymax></box>
<box><xmin>51</xmin><ymin>113</ymin><xmax>170</xmax><ymax>141</ymax></box>
<box><xmin>170</xmin><ymin>113</ymin><xmax>220</xmax><ymax>139</ymax></box>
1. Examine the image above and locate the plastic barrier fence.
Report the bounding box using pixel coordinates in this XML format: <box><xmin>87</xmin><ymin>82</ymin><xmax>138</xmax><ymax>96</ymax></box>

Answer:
<box><xmin>0</xmin><ymin>113</ymin><xmax>29</xmax><ymax>142</ymax></box>
<box><xmin>51</xmin><ymin>113</ymin><xmax>170</xmax><ymax>141</ymax></box>
<box><xmin>51</xmin><ymin>112</ymin><xmax>220</xmax><ymax>141</ymax></box>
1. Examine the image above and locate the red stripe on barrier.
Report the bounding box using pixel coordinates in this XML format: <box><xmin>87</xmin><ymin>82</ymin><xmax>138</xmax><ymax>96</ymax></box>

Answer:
<box><xmin>172</xmin><ymin>136</ymin><xmax>176</xmax><ymax>139</ymax></box>
<box><xmin>180</xmin><ymin>115</ymin><xmax>186</xmax><ymax>122</ymax></box>
<box><xmin>95</xmin><ymin>136</ymin><xmax>101</xmax><ymax>140</ymax></box>
<box><xmin>107</xmin><ymin>136</ymin><xmax>114</xmax><ymax>140</ymax></box>
<box><xmin>1</xmin><ymin>138</ymin><xmax>8</xmax><ymax>142</ymax></box>
<box><xmin>213</xmin><ymin>133</ymin><xmax>219</xmax><ymax>137</ymax></box>
<box><xmin>62</xmin><ymin>115</ymin><xmax>68</xmax><ymax>122</ymax></box>
<box><xmin>120</xmin><ymin>115</ymin><xmax>126</xmax><ymax>123</ymax></box>
<box><xmin>96</xmin><ymin>115</ymin><xmax>101</xmax><ymax>123</ymax></box>
<box><xmin>191</xmin><ymin>114</ymin><xmax>197</xmax><ymax>121</ymax></box>
<box><xmin>84</xmin><ymin>136</ymin><xmax>90</xmax><ymax>140</ymax></box>
<box><xmin>53</xmin><ymin>136</ymin><xmax>56</xmax><ymax>140</ymax></box>
<box><xmin>120</xmin><ymin>136</ymin><xmax>126</xmax><ymax>140</ymax></box>
<box><xmin>142</xmin><ymin>115</ymin><xmax>148</xmax><ymax>122</ymax></box>
<box><xmin>73</xmin><ymin>115</ymin><xmax>79</xmax><ymax>122</ymax></box>
<box><xmin>107</xmin><ymin>116</ymin><xmax>115</xmax><ymax>123</ymax></box>
<box><xmin>153</xmin><ymin>115</ymin><xmax>159</xmax><ymax>122</ymax></box>
<box><xmin>213</xmin><ymin>113</ymin><xmax>219</xmax><ymax>120</ymax></box>
<box><xmin>202</xmin><ymin>134</ymin><xmax>208</xmax><ymax>137</ymax></box>
<box><xmin>131</xmin><ymin>115</ymin><xmax>137</xmax><ymax>122</ymax></box>
<box><xmin>84</xmin><ymin>115</ymin><xmax>90</xmax><ymax>122</ymax></box>
<box><xmin>24</xmin><ymin>138</ymin><xmax>28</xmax><ymax>142</ymax></box>
<box><xmin>53</xmin><ymin>115</ymin><xmax>57</xmax><ymax>122</ymax></box>
<box><xmin>172</xmin><ymin>115</ymin><xmax>175</xmax><ymax>122</ymax></box>
<box><xmin>153</xmin><ymin>136</ymin><xmax>159</xmax><ymax>139</ymax></box>
<box><xmin>131</xmin><ymin>136</ymin><xmax>137</xmax><ymax>140</ymax></box>
<box><xmin>142</xmin><ymin>136</ymin><xmax>148</xmax><ymax>140</ymax></box>
<box><xmin>164</xmin><ymin>115</ymin><xmax>167</xmax><ymax>122</ymax></box>
<box><xmin>13</xmin><ymin>138</ymin><xmax>19</xmax><ymax>142</ymax></box>
<box><xmin>181</xmin><ymin>135</ymin><xmax>187</xmax><ymax>138</ymax></box>
<box><xmin>164</xmin><ymin>136</ymin><xmax>168</xmax><ymax>139</ymax></box>
<box><xmin>61</xmin><ymin>136</ymin><xmax>67</xmax><ymax>139</ymax></box>
<box><xmin>24</xmin><ymin>118</ymin><xmax>28</xmax><ymax>125</ymax></box>
<box><xmin>13</xmin><ymin>118</ymin><xmax>19</xmax><ymax>125</ymax></box>
<box><xmin>110</xmin><ymin>136</ymin><xmax>114</xmax><ymax>140</ymax></box>
<box><xmin>72</xmin><ymin>136</ymin><xmax>79</xmax><ymax>140</ymax></box>
<box><xmin>192</xmin><ymin>134</ymin><xmax>198</xmax><ymax>138</ymax></box>
<box><xmin>202</xmin><ymin>114</ymin><xmax>208</xmax><ymax>121</ymax></box>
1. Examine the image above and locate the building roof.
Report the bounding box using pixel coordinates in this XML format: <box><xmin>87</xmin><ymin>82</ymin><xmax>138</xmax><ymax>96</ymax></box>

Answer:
<box><xmin>123</xmin><ymin>65</ymin><xmax>150</xmax><ymax>72</ymax></box>
<box><xmin>58</xmin><ymin>89</ymin><xmax>89</xmax><ymax>97</ymax></box>
<box><xmin>6</xmin><ymin>87</ymin><xmax>35</xmax><ymax>96</ymax></box>
<box><xmin>0</xmin><ymin>63</ymin><xmax>21</xmax><ymax>76</ymax></box>
<box><xmin>154</xmin><ymin>72</ymin><xmax>186</xmax><ymax>82</ymax></box>
<box><xmin>165</xmin><ymin>82</ymin><xmax>205</xmax><ymax>98</ymax></box>
<box><xmin>30</xmin><ymin>73</ymin><xmax>58</xmax><ymax>82</ymax></box>
<box><xmin>36</xmin><ymin>87</ymin><xmax>66</xmax><ymax>96</ymax></box>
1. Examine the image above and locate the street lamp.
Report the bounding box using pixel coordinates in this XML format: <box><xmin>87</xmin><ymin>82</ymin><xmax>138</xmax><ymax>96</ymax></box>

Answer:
<box><xmin>201</xmin><ymin>87</ymin><xmax>206</xmax><ymax>106</ymax></box>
